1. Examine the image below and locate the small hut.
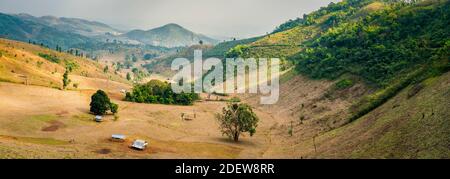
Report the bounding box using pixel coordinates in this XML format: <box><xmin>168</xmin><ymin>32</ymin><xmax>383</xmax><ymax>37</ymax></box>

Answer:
<box><xmin>111</xmin><ymin>134</ymin><xmax>126</xmax><ymax>142</ymax></box>
<box><xmin>181</xmin><ymin>112</ymin><xmax>196</xmax><ymax>121</ymax></box>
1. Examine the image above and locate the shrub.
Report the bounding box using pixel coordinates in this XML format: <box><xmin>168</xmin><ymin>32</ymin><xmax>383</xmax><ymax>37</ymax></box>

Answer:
<box><xmin>229</xmin><ymin>97</ymin><xmax>241</xmax><ymax>103</ymax></box>
<box><xmin>62</xmin><ymin>69</ymin><xmax>70</xmax><ymax>89</ymax></box>
<box><xmin>334</xmin><ymin>79</ymin><xmax>354</xmax><ymax>90</ymax></box>
<box><xmin>38</xmin><ymin>53</ymin><xmax>60</xmax><ymax>63</ymax></box>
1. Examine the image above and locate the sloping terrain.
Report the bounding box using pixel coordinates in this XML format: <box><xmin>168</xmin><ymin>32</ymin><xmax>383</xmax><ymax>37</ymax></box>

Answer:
<box><xmin>270</xmin><ymin>72</ymin><xmax>450</xmax><ymax>159</ymax></box>
<box><xmin>0</xmin><ymin>0</ymin><xmax>448</xmax><ymax>159</ymax></box>
<box><xmin>0</xmin><ymin>38</ymin><xmax>129</xmax><ymax>89</ymax></box>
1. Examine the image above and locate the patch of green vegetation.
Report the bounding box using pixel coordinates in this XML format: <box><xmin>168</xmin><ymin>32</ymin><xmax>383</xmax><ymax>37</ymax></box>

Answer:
<box><xmin>38</xmin><ymin>53</ymin><xmax>60</xmax><ymax>63</ymax></box>
<box><xmin>203</xmin><ymin>36</ymin><xmax>263</xmax><ymax>59</ymax></box>
<box><xmin>18</xmin><ymin>136</ymin><xmax>69</xmax><ymax>145</ymax></box>
<box><xmin>295</xmin><ymin>1</ymin><xmax>450</xmax><ymax>87</ymax></box>
<box><xmin>229</xmin><ymin>97</ymin><xmax>241</xmax><ymax>103</ymax></box>
<box><xmin>212</xmin><ymin>92</ymin><xmax>229</xmax><ymax>97</ymax></box>
<box><xmin>29</xmin><ymin>114</ymin><xmax>57</xmax><ymax>123</ymax></box>
<box><xmin>225</xmin><ymin>45</ymin><xmax>250</xmax><ymax>58</ymax></box>
<box><xmin>64</xmin><ymin>60</ymin><xmax>79</xmax><ymax>72</ymax></box>
<box><xmin>71</xmin><ymin>114</ymin><xmax>94</xmax><ymax>122</ymax></box>
<box><xmin>335</xmin><ymin>79</ymin><xmax>354</xmax><ymax>90</ymax></box>
<box><xmin>125</xmin><ymin>80</ymin><xmax>199</xmax><ymax>105</ymax></box>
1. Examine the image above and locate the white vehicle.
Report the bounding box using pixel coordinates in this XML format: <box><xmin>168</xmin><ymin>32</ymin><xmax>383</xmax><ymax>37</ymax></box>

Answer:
<box><xmin>131</xmin><ymin>139</ymin><xmax>148</xmax><ymax>150</ymax></box>
<box><xmin>95</xmin><ymin>115</ymin><xmax>103</xmax><ymax>122</ymax></box>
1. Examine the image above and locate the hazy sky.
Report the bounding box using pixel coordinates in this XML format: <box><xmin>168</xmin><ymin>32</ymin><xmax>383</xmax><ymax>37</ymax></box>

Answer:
<box><xmin>0</xmin><ymin>0</ymin><xmax>340</xmax><ymax>38</ymax></box>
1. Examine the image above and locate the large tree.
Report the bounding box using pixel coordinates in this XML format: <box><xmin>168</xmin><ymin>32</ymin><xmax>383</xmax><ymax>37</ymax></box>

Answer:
<box><xmin>216</xmin><ymin>103</ymin><xmax>259</xmax><ymax>142</ymax></box>
<box><xmin>90</xmin><ymin>90</ymin><xmax>118</xmax><ymax>115</ymax></box>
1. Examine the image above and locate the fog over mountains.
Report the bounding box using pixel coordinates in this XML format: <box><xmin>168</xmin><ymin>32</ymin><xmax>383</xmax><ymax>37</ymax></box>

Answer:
<box><xmin>0</xmin><ymin>12</ymin><xmax>218</xmax><ymax>48</ymax></box>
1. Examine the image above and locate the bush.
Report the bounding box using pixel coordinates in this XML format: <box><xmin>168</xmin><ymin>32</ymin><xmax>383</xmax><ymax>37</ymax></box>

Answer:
<box><xmin>229</xmin><ymin>97</ymin><xmax>241</xmax><ymax>103</ymax></box>
<box><xmin>38</xmin><ymin>53</ymin><xmax>60</xmax><ymax>63</ymax></box>
<box><xmin>143</xmin><ymin>53</ymin><xmax>156</xmax><ymax>60</ymax></box>
<box><xmin>110</xmin><ymin>103</ymin><xmax>118</xmax><ymax>114</ymax></box>
<box><xmin>334</xmin><ymin>79</ymin><xmax>354</xmax><ymax>90</ymax></box>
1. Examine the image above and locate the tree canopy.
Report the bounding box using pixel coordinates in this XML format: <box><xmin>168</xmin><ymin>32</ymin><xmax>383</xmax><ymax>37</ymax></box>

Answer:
<box><xmin>125</xmin><ymin>80</ymin><xmax>199</xmax><ymax>105</ymax></box>
<box><xmin>216</xmin><ymin>103</ymin><xmax>259</xmax><ymax>142</ymax></box>
<box><xmin>90</xmin><ymin>90</ymin><xmax>119</xmax><ymax>115</ymax></box>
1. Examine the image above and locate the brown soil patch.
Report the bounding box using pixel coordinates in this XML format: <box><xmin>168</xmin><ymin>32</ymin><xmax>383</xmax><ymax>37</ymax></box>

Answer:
<box><xmin>42</xmin><ymin>121</ymin><xmax>65</xmax><ymax>132</ymax></box>
<box><xmin>95</xmin><ymin>148</ymin><xmax>112</xmax><ymax>154</ymax></box>
<box><xmin>55</xmin><ymin>111</ymin><xmax>69</xmax><ymax>117</ymax></box>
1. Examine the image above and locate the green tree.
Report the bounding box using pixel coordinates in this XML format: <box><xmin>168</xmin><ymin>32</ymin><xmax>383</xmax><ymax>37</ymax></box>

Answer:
<box><xmin>132</xmin><ymin>54</ymin><xmax>138</xmax><ymax>62</ymax></box>
<box><xmin>89</xmin><ymin>90</ymin><xmax>118</xmax><ymax>115</ymax></box>
<box><xmin>103</xmin><ymin>65</ymin><xmax>109</xmax><ymax>73</ymax></box>
<box><xmin>62</xmin><ymin>69</ymin><xmax>70</xmax><ymax>89</ymax></box>
<box><xmin>126</xmin><ymin>72</ymin><xmax>132</xmax><ymax>81</ymax></box>
<box><xmin>225</xmin><ymin>45</ymin><xmax>249</xmax><ymax>58</ymax></box>
<box><xmin>216</xmin><ymin>103</ymin><xmax>259</xmax><ymax>142</ymax></box>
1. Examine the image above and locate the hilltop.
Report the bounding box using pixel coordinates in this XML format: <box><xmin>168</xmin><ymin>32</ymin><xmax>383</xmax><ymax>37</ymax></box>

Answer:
<box><xmin>123</xmin><ymin>23</ymin><xmax>218</xmax><ymax>48</ymax></box>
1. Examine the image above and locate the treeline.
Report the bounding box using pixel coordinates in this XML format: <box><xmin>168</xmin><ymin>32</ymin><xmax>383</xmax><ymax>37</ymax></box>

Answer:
<box><xmin>273</xmin><ymin>0</ymin><xmax>376</xmax><ymax>33</ymax></box>
<box><xmin>294</xmin><ymin>0</ymin><xmax>450</xmax><ymax>87</ymax></box>
<box><xmin>125</xmin><ymin>80</ymin><xmax>199</xmax><ymax>105</ymax></box>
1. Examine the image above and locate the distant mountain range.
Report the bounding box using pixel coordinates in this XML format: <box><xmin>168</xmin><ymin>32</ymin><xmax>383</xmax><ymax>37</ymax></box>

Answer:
<box><xmin>13</xmin><ymin>13</ymin><xmax>123</xmax><ymax>37</ymax></box>
<box><xmin>0</xmin><ymin>13</ymin><xmax>93</xmax><ymax>48</ymax></box>
<box><xmin>0</xmin><ymin>13</ymin><xmax>217</xmax><ymax>48</ymax></box>
<box><xmin>123</xmin><ymin>23</ymin><xmax>217</xmax><ymax>48</ymax></box>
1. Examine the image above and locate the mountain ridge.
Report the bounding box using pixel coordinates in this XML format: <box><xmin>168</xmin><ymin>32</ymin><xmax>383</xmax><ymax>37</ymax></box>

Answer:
<box><xmin>0</xmin><ymin>13</ymin><xmax>218</xmax><ymax>49</ymax></box>
<box><xmin>123</xmin><ymin>23</ymin><xmax>218</xmax><ymax>48</ymax></box>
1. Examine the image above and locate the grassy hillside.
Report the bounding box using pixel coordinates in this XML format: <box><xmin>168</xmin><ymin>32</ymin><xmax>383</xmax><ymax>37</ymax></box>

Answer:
<box><xmin>203</xmin><ymin>36</ymin><xmax>263</xmax><ymax>59</ymax></box>
<box><xmin>0</xmin><ymin>38</ymin><xmax>129</xmax><ymax>89</ymax></box>
<box><xmin>293</xmin><ymin>71</ymin><xmax>450</xmax><ymax>158</ymax></box>
<box><xmin>229</xmin><ymin>0</ymin><xmax>450</xmax><ymax>158</ymax></box>
<box><xmin>225</xmin><ymin>0</ymin><xmax>387</xmax><ymax>70</ymax></box>
<box><xmin>294</xmin><ymin>0</ymin><xmax>450</xmax><ymax>86</ymax></box>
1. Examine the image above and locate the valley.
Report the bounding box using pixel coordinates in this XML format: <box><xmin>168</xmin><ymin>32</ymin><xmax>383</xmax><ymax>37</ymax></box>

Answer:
<box><xmin>0</xmin><ymin>0</ymin><xmax>449</xmax><ymax>159</ymax></box>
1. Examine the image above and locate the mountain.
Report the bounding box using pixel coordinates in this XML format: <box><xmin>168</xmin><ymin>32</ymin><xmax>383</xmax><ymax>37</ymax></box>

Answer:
<box><xmin>0</xmin><ymin>13</ymin><xmax>217</xmax><ymax>49</ymax></box>
<box><xmin>186</xmin><ymin>0</ymin><xmax>450</xmax><ymax>158</ymax></box>
<box><xmin>14</xmin><ymin>13</ymin><xmax>122</xmax><ymax>37</ymax></box>
<box><xmin>0</xmin><ymin>13</ymin><xmax>94</xmax><ymax>49</ymax></box>
<box><xmin>123</xmin><ymin>23</ymin><xmax>218</xmax><ymax>48</ymax></box>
